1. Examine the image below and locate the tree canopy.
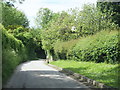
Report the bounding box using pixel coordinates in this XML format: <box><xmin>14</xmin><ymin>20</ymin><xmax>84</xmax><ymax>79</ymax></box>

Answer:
<box><xmin>97</xmin><ymin>2</ymin><xmax>120</xmax><ymax>26</ymax></box>
<box><xmin>35</xmin><ymin>4</ymin><xmax>119</xmax><ymax>60</ymax></box>
<box><xmin>2</xmin><ymin>2</ymin><xmax>29</xmax><ymax>28</ymax></box>
<box><xmin>35</xmin><ymin>8</ymin><xmax>53</xmax><ymax>29</ymax></box>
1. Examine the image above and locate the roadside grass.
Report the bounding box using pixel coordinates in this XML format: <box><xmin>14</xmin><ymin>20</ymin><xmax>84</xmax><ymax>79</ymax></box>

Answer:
<box><xmin>50</xmin><ymin>60</ymin><xmax>119</xmax><ymax>88</ymax></box>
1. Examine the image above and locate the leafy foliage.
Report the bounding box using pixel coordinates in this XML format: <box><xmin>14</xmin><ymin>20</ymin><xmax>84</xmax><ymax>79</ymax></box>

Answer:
<box><xmin>97</xmin><ymin>2</ymin><xmax>120</xmax><ymax>26</ymax></box>
<box><xmin>54</xmin><ymin>30</ymin><xmax>119</xmax><ymax>64</ymax></box>
<box><xmin>35</xmin><ymin>4</ymin><xmax>118</xmax><ymax>60</ymax></box>
<box><xmin>35</xmin><ymin>8</ymin><xmax>53</xmax><ymax>28</ymax></box>
<box><xmin>1</xmin><ymin>24</ymin><xmax>28</xmax><ymax>84</ymax></box>
<box><xmin>7</xmin><ymin>26</ymin><xmax>46</xmax><ymax>59</ymax></box>
<box><xmin>2</xmin><ymin>2</ymin><xmax>29</xmax><ymax>28</ymax></box>
<box><xmin>1</xmin><ymin>0</ymin><xmax>45</xmax><ymax>85</ymax></box>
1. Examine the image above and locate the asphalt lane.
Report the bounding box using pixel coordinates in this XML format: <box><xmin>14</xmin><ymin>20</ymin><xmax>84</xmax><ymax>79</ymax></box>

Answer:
<box><xmin>5</xmin><ymin>60</ymin><xmax>90</xmax><ymax>88</ymax></box>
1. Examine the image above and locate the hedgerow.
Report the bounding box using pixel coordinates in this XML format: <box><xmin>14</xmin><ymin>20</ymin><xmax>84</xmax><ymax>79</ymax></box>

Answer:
<box><xmin>1</xmin><ymin>24</ymin><xmax>28</xmax><ymax>84</ymax></box>
<box><xmin>54</xmin><ymin>30</ymin><xmax>119</xmax><ymax>64</ymax></box>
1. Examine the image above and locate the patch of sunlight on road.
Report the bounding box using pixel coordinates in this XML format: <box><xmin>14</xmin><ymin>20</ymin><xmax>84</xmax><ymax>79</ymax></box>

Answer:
<box><xmin>5</xmin><ymin>60</ymin><xmax>90</xmax><ymax>88</ymax></box>
<box><xmin>20</xmin><ymin>61</ymin><xmax>57</xmax><ymax>71</ymax></box>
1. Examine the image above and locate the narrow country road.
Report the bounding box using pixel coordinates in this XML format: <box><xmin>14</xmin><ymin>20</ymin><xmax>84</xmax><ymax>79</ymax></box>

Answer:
<box><xmin>5</xmin><ymin>60</ymin><xmax>90</xmax><ymax>88</ymax></box>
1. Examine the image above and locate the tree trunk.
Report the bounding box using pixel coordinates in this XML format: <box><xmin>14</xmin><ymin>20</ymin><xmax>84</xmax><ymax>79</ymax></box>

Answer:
<box><xmin>46</xmin><ymin>50</ymin><xmax>53</xmax><ymax>63</ymax></box>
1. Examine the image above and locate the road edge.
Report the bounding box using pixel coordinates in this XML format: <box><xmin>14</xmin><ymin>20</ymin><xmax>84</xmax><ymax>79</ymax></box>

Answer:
<box><xmin>46</xmin><ymin>62</ymin><xmax>116</xmax><ymax>89</ymax></box>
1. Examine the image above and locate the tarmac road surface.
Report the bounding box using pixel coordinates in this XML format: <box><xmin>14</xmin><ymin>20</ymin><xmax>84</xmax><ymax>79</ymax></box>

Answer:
<box><xmin>5</xmin><ymin>60</ymin><xmax>90</xmax><ymax>89</ymax></box>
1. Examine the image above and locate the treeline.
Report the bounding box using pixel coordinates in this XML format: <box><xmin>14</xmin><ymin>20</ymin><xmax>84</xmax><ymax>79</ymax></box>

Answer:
<box><xmin>1</xmin><ymin>1</ymin><xmax>45</xmax><ymax>84</ymax></box>
<box><xmin>35</xmin><ymin>2</ymin><xmax>120</xmax><ymax>63</ymax></box>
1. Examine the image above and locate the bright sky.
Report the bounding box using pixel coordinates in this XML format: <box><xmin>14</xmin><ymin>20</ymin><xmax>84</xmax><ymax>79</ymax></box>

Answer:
<box><xmin>14</xmin><ymin>0</ymin><xmax>97</xmax><ymax>27</ymax></box>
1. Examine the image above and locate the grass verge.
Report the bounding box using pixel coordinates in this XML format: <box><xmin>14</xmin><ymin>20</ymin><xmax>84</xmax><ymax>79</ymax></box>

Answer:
<box><xmin>50</xmin><ymin>60</ymin><xmax>119</xmax><ymax>88</ymax></box>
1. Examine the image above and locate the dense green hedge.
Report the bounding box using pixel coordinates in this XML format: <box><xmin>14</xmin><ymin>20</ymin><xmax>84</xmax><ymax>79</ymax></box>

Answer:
<box><xmin>54</xmin><ymin>30</ymin><xmax>119</xmax><ymax>64</ymax></box>
<box><xmin>1</xmin><ymin>25</ymin><xmax>28</xmax><ymax>84</ymax></box>
<box><xmin>1</xmin><ymin>23</ymin><xmax>46</xmax><ymax>84</ymax></box>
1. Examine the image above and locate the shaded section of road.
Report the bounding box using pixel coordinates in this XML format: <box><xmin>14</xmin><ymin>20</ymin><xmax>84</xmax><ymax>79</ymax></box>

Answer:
<box><xmin>5</xmin><ymin>60</ymin><xmax>90</xmax><ymax>88</ymax></box>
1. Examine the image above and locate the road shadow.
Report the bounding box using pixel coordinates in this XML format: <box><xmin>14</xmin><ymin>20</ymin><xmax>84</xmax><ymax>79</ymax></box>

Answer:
<box><xmin>4</xmin><ymin>69</ymin><xmax>89</xmax><ymax>88</ymax></box>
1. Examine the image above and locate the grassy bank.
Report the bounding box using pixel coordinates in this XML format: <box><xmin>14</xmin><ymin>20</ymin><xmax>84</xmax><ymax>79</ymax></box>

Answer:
<box><xmin>54</xmin><ymin>30</ymin><xmax>119</xmax><ymax>64</ymax></box>
<box><xmin>50</xmin><ymin>60</ymin><xmax>119</xmax><ymax>88</ymax></box>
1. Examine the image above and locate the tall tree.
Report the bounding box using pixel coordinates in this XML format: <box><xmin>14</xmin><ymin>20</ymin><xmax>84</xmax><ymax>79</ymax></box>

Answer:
<box><xmin>35</xmin><ymin>8</ymin><xmax>53</xmax><ymax>28</ymax></box>
<box><xmin>97</xmin><ymin>1</ymin><xmax>120</xmax><ymax>27</ymax></box>
<box><xmin>2</xmin><ymin>2</ymin><xmax>29</xmax><ymax>28</ymax></box>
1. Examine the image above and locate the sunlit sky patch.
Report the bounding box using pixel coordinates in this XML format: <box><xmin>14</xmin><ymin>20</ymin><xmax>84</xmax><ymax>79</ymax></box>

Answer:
<box><xmin>14</xmin><ymin>0</ymin><xmax>97</xmax><ymax>27</ymax></box>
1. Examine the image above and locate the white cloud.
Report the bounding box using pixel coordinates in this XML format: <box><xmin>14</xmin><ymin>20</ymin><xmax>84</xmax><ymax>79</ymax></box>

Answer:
<box><xmin>15</xmin><ymin>0</ymin><xmax>97</xmax><ymax>27</ymax></box>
